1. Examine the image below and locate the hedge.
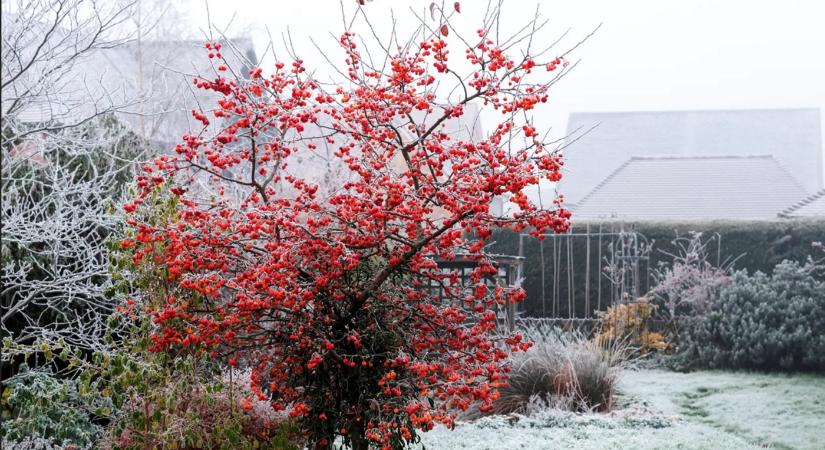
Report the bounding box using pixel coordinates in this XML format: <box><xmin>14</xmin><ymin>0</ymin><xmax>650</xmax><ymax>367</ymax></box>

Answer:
<box><xmin>488</xmin><ymin>219</ymin><xmax>825</xmax><ymax>318</ymax></box>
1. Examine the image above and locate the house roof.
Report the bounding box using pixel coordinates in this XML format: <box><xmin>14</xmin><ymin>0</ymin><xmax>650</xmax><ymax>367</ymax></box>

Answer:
<box><xmin>3</xmin><ymin>32</ymin><xmax>257</xmax><ymax>144</ymax></box>
<box><xmin>779</xmin><ymin>189</ymin><xmax>825</xmax><ymax>218</ymax></box>
<box><xmin>560</xmin><ymin>108</ymin><xmax>823</xmax><ymax>204</ymax></box>
<box><xmin>572</xmin><ymin>155</ymin><xmax>808</xmax><ymax>221</ymax></box>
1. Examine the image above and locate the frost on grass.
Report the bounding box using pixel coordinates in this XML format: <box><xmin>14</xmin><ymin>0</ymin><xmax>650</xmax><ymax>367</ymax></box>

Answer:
<box><xmin>620</xmin><ymin>369</ymin><xmax>825</xmax><ymax>450</ymax></box>
<box><xmin>417</xmin><ymin>369</ymin><xmax>825</xmax><ymax>450</ymax></box>
<box><xmin>416</xmin><ymin>407</ymin><xmax>758</xmax><ymax>450</ymax></box>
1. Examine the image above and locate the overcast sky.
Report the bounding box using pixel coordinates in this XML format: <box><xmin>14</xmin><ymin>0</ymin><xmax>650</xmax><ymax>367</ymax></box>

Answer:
<box><xmin>187</xmin><ymin>0</ymin><xmax>825</xmax><ymax>177</ymax></box>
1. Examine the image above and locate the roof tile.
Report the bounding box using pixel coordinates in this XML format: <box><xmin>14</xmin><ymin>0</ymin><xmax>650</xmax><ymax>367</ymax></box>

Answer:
<box><xmin>779</xmin><ymin>189</ymin><xmax>825</xmax><ymax>218</ymax></box>
<box><xmin>561</xmin><ymin>109</ymin><xmax>823</xmax><ymax>202</ymax></box>
<box><xmin>572</xmin><ymin>155</ymin><xmax>807</xmax><ymax>221</ymax></box>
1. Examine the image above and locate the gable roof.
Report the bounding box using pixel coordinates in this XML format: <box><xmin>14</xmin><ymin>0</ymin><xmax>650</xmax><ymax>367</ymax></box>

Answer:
<box><xmin>779</xmin><ymin>189</ymin><xmax>825</xmax><ymax>218</ymax></box>
<box><xmin>560</xmin><ymin>108</ymin><xmax>823</xmax><ymax>204</ymax></box>
<box><xmin>572</xmin><ymin>155</ymin><xmax>808</xmax><ymax>221</ymax></box>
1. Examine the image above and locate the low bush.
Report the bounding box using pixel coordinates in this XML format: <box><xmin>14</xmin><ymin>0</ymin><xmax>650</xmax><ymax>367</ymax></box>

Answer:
<box><xmin>1</xmin><ymin>364</ymin><xmax>108</xmax><ymax>449</ymax></box>
<box><xmin>671</xmin><ymin>257</ymin><xmax>825</xmax><ymax>372</ymax></box>
<box><xmin>650</xmin><ymin>232</ymin><xmax>733</xmax><ymax>321</ymax></box>
<box><xmin>101</xmin><ymin>367</ymin><xmax>300</xmax><ymax>450</ymax></box>
<box><xmin>596</xmin><ymin>298</ymin><xmax>668</xmax><ymax>355</ymax></box>
<box><xmin>481</xmin><ymin>325</ymin><xmax>634</xmax><ymax>417</ymax></box>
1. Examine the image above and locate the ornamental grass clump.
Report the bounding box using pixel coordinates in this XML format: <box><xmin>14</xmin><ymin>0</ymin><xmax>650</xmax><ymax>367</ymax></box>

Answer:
<box><xmin>480</xmin><ymin>325</ymin><xmax>635</xmax><ymax>417</ymax></box>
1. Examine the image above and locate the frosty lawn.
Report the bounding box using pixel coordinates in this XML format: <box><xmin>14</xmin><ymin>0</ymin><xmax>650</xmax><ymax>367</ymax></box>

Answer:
<box><xmin>621</xmin><ymin>370</ymin><xmax>825</xmax><ymax>450</ymax></box>
<box><xmin>416</xmin><ymin>369</ymin><xmax>825</xmax><ymax>450</ymax></box>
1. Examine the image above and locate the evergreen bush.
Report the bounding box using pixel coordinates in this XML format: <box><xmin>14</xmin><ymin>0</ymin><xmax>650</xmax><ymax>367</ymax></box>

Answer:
<box><xmin>1</xmin><ymin>364</ymin><xmax>107</xmax><ymax>449</ymax></box>
<box><xmin>671</xmin><ymin>258</ymin><xmax>825</xmax><ymax>372</ymax></box>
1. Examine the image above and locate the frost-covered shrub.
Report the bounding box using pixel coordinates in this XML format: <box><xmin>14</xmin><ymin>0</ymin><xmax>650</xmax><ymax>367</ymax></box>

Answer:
<box><xmin>651</xmin><ymin>233</ymin><xmax>732</xmax><ymax>320</ymax></box>
<box><xmin>0</xmin><ymin>435</ymin><xmax>79</xmax><ymax>450</ymax></box>
<box><xmin>672</xmin><ymin>258</ymin><xmax>825</xmax><ymax>372</ymax></box>
<box><xmin>100</xmin><ymin>365</ymin><xmax>300</xmax><ymax>450</ymax></box>
<box><xmin>2</xmin><ymin>114</ymin><xmax>143</xmax><ymax>350</ymax></box>
<box><xmin>0</xmin><ymin>364</ymin><xmax>106</xmax><ymax>448</ymax></box>
<box><xmin>480</xmin><ymin>326</ymin><xmax>634</xmax><ymax>416</ymax></box>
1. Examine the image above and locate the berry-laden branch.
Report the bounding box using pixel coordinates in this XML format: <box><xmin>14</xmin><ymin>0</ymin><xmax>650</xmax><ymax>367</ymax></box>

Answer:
<box><xmin>122</xmin><ymin>4</ymin><xmax>579</xmax><ymax>449</ymax></box>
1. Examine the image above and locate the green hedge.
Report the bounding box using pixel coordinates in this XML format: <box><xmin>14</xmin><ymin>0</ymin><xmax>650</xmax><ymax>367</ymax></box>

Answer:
<box><xmin>489</xmin><ymin>220</ymin><xmax>825</xmax><ymax>318</ymax></box>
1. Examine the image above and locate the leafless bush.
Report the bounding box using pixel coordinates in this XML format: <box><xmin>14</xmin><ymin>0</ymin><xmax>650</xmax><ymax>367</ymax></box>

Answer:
<box><xmin>651</xmin><ymin>232</ymin><xmax>735</xmax><ymax>319</ymax></box>
<box><xmin>1</xmin><ymin>116</ymin><xmax>146</xmax><ymax>350</ymax></box>
<box><xmin>1</xmin><ymin>0</ymin><xmax>146</xmax><ymax>352</ymax></box>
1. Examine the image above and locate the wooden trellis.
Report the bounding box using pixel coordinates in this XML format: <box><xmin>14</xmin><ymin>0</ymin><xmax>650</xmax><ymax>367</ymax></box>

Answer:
<box><xmin>430</xmin><ymin>254</ymin><xmax>524</xmax><ymax>331</ymax></box>
<box><xmin>518</xmin><ymin>224</ymin><xmax>653</xmax><ymax>319</ymax></box>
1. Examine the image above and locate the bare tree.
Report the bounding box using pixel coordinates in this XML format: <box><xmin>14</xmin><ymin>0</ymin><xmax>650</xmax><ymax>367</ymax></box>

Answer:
<box><xmin>0</xmin><ymin>0</ymin><xmax>259</xmax><ymax>352</ymax></box>
<box><xmin>123</xmin><ymin>0</ymin><xmax>199</xmax><ymax>141</ymax></box>
<box><xmin>1</xmin><ymin>0</ymin><xmax>137</xmax><ymax>140</ymax></box>
<box><xmin>1</xmin><ymin>0</ymin><xmax>143</xmax><ymax>350</ymax></box>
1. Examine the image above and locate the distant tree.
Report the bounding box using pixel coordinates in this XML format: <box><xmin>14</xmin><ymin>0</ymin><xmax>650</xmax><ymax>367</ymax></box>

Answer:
<box><xmin>124</xmin><ymin>2</ymin><xmax>578</xmax><ymax>449</ymax></box>
<box><xmin>1</xmin><ymin>0</ymin><xmax>136</xmax><ymax>140</ymax></box>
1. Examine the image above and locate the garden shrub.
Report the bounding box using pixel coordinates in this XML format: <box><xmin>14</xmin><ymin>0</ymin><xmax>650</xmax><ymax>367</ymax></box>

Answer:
<box><xmin>650</xmin><ymin>232</ymin><xmax>732</xmax><ymax>320</ymax></box>
<box><xmin>1</xmin><ymin>364</ymin><xmax>109</xmax><ymax>449</ymax></box>
<box><xmin>596</xmin><ymin>297</ymin><xmax>668</xmax><ymax>355</ymax></box>
<box><xmin>480</xmin><ymin>325</ymin><xmax>634</xmax><ymax>417</ymax></box>
<box><xmin>92</xmin><ymin>182</ymin><xmax>301</xmax><ymax>449</ymax></box>
<box><xmin>118</xmin><ymin>6</ymin><xmax>581</xmax><ymax>447</ymax></box>
<box><xmin>671</xmin><ymin>257</ymin><xmax>825</xmax><ymax>372</ymax></box>
<box><xmin>1</xmin><ymin>114</ymin><xmax>143</xmax><ymax>351</ymax></box>
<box><xmin>100</xmin><ymin>367</ymin><xmax>300</xmax><ymax>450</ymax></box>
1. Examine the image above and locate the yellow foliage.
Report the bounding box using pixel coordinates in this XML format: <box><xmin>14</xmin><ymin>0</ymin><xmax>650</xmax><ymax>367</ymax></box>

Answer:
<box><xmin>596</xmin><ymin>297</ymin><xmax>668</xmax><ymax>354</ymax></box>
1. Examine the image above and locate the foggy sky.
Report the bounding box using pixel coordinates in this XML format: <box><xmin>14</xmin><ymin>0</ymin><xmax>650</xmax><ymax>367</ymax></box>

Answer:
<box><xmin>188</xmin><ymin>0</ymin><xmax>825</xmax><ymax>180</ymax></box>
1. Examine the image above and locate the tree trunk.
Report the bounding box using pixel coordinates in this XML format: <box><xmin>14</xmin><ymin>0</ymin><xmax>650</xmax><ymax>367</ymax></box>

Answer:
<box><xmin>349</xmin><ymin>415</ymin><xmax>369</xmax><ymax>450</ymax></box>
